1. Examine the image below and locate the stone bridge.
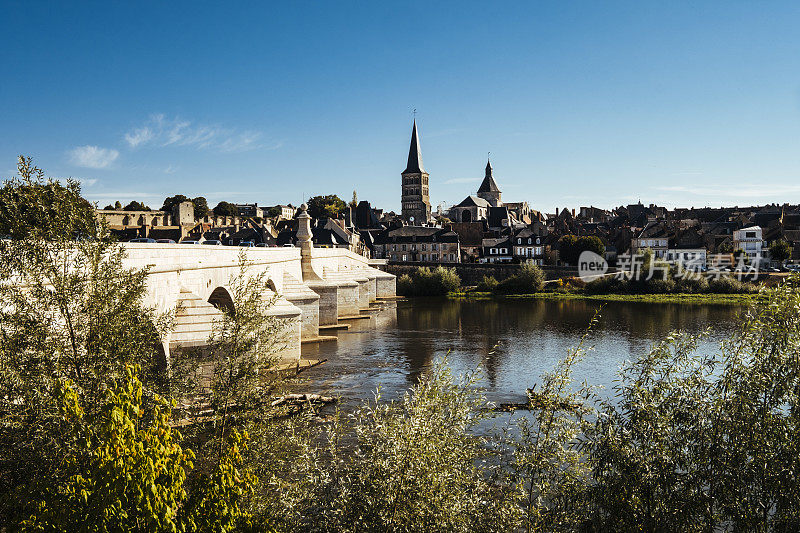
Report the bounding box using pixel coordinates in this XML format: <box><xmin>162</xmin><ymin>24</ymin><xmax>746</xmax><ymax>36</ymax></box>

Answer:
<box><xmin>121</xmin><ymin>205</ymin><xmax>396</xmax><ymax>364</ymax></box>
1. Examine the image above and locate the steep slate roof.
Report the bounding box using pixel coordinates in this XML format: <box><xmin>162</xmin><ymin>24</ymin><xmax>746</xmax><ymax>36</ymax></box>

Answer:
<box><xmin>477</xmin><ymin>159</ymin><xmax>500</xmax><ymax>193</ymax></box>
<box><xmin>385</xmin><ymin>226</ymin><xmax>459</xmax><ymax>243</ymax></box>
<box><xmin>456</xmin><ymin>195</ymin><xmax>491</xmax><ymax>208</ymax></box>
<box><xmin>487</xmin><ymin>206</ymin><xmax>511</xmax><ymax>228</ymax></box>
<box><xmin>403</xmin><ymin>119</ymin><xmax>425</xmax><ymax>174</ymax></box>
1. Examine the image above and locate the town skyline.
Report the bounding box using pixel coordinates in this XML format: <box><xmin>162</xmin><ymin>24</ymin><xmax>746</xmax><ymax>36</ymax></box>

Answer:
<box><xmin>4</xmin><ymin>1</ymin><xmax>800</xmax><ymax>212</ymax></box>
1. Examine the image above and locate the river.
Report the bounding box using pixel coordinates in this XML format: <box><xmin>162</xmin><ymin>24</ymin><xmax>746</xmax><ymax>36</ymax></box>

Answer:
<box><xmin>300</xmin><ymin>298</ymin><xmax>743</xmax><ymax>407</ymax></box>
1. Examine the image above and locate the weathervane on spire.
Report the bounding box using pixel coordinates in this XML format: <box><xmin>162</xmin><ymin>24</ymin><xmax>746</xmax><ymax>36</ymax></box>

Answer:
<box><xmin>412</xmin><ymin>108</ymin><xmax>417</xmax><ymax>119</ymax></box>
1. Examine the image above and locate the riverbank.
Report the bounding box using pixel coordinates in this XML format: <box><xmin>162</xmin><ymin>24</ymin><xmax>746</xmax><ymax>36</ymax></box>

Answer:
<box><xmin>448</xmin><ymin>290</ymin><xmax>759</xmax><ymax>305</ymax></box>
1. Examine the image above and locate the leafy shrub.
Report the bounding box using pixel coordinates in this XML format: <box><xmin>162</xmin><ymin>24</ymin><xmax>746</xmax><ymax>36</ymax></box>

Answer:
<box><xmin>396</xmin><ymin>274</ymin><xmax>413</xmax><ymax>295</ymax></box>
<box><xmin>23</xmin><ymin>366</ymin><xmax>256</xmax><ymax>532</ymax></box>
<box><xmin>278</xmin><ymin>363</ymin><xmax>520</xmax><ymax>532</ymax></box>
<box><xmin>475</xmin><ymin>274</ymin><xmax>498</xmax><ymax>292</ymax></box>
<box><xmin>397</xmin><ymin>267</ymin><xmax>461</xmax><ymax>296</ymax></box>
<box><xmin>708</xmin><ymin>275</ymin><xmax>757</xmax><ymax>294</ymax></box>
<box><xmin>584</xmin><ymin>275</ymin><xmax>627</xmax><ymax>294</ymax></box>
<box><xmin>674</xmin><ymin>275</ymin><xmax>710</xmax><ymax>293</ymax></box>
<box><xmin>495</xmin><ymin>263</ymin><xmax>544</xmax><ymax>294</ymax></box>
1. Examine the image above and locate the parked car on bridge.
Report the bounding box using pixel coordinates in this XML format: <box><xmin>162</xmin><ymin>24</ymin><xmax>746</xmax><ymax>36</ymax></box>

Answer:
<box><xmin>180</xmin><ymin>240</ymin><xmax>200</xmax><ymax>244</ymax></box>
<box><xmin>239</xmin><ymin>241</ymin><xmax>255</xmax><ymax>247</ymax></box>
<box><xmin>202</xmin><ymin>240</ymin><xmax>222</xmax><ymax>245</ymax></box>
<box><xmin>155</xmin><ymin>239</ymin><xmax>176</xmax><ymax>244</ymax></box>
<box><xmin>129</xmin><ymin>238</ymin><xmax>156</xmax><ymax>243</ymax></box>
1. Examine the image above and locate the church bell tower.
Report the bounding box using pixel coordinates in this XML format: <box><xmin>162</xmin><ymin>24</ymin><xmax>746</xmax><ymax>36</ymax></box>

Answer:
<box><xmin>401</xmin><ymin>119</ymin><xmax>431</xmax><ymax>224</ymax></box>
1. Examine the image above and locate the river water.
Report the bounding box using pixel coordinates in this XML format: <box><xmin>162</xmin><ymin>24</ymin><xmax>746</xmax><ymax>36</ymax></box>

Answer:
<box><xmin>300</xmin><ymin>298</ymin><xmax>743</xmax><ymax>407</ymax></box>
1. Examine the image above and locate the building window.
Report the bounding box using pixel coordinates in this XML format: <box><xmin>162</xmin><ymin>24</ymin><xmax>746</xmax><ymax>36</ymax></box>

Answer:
<box><xmin>422</xmin><ymin>244</ymin><xmax>426</xmax><ymax>251</ymax></box>
<box><xmin>450</xmin><ymin>254</ymin><xmax>454</xmax><ymax>261</ymax></box>
<box><xmin>402</xmin><ymin>254</ymin><xmax>407</xmax><ymax>261</ymax></box>
<box><xmin>402</xmin><ymin>244</ymin><xmax>406</xmax><ymax>251</ymax></box>
<box><xmin>518</xmin><ymin>238</ymin><xmax>522</xmax><ymax>244</ymax></box>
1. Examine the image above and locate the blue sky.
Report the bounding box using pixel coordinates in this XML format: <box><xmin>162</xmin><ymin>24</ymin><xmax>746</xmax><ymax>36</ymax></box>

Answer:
<box><xmin>3</xmin><ymin>1</ymin><xmax>800</xmax><ymax>213</ymax></box>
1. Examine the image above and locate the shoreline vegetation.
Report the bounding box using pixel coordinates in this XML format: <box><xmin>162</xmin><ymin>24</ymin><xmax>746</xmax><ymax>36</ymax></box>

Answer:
<box><xmin>448</xmin><ymin>290</ymin><xmax>759</xmax><ymax>305</ymax></box>
<box><xmin>398</xmin><ymin>263</ymin><xmax>765</xmax><ymax>305</ymax></box>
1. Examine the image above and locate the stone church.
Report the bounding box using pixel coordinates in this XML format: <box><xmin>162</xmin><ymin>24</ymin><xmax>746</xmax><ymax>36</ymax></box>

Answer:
<box><xmin>398</xmin><ymin>119</ymin><xmax>530</xmax><ymax>227</ymax></box>
<box><xmin>400</xmin><ymin>120</ymin><xmax>431</xmax><ymax>224</ymax></box>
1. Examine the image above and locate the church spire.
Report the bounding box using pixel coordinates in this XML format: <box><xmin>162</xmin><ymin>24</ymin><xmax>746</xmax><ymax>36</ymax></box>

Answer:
<box><xmin>403</xmin><ymin>119</ymin><xmax>425</xmax><ymax>174</ymax></box>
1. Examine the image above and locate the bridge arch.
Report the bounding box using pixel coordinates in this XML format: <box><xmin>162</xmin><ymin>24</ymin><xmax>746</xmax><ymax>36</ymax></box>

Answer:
<box><xmin>208</xmin><ymin>286</ymin><xmax>235</xmax><ymax>314</ymax></box>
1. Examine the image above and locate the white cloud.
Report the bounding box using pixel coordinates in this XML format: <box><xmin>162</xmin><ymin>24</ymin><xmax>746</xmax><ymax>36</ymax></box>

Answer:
<box><xmin>124</xmin><ymin>126</ymin><xmax>154</xmax><ymax>147</ymax></box>
<box><xmin>68</xmin><ymin>145</ymin><xmax>119</xmax><ymax>169</ymax></box>
<box><xmin>124</xmin><ymin>114</ymin><xmax>269</xmax><ymax>153</ymax></box>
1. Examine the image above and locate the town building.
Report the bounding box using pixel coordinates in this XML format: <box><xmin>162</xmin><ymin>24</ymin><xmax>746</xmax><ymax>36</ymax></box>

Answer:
<box><xmin>733</xmin><ymin>225</ymin><xmax>764</xmax><ymax>260</ymax></box>
<box><xmin>512</xmin><ymin>227</ymin><xmax>546</xmax><ymax>265</ymax></box>
<box><xmin>374</xmin><ymin>226</ymin><xmax>460</xmax><ymax>263</ymax></box>
<box><xmin>480</xmin><ymin>236</ymin><xmax>513</xmax><ymax>263</ymax></box>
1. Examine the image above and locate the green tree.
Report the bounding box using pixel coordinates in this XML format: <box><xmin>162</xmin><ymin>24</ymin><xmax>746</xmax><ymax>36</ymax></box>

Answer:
<box><xmin>123</xmin><ymin>200</ymin><xmax>150</xmax><ymax>211</ymax></box>
<box><xmin>769</xmin><ymin>239</ymin><xmax>792</xmax><ymax>263</ymax></box>
<box><xmin>558</xmin><ymin>235</ymin><xmax>605</xmax><ymax>266</ymax></box>
<box><xmin>350</xmin><ymin>190</ymin><xmax>358</xmax><ymax>208</ymax></box>
<box><xmin>307</xmin><ymin>194</ymin><xmax>346</xmax><ymax>219</ymax></box>
<box><xmin>266</xmin><ymin>206</ymin><xmax>282</xmax><ymax>218</ymax></box>
<box><xmin>213</xmin><ymin>201</ymin><xmax>239</xmax><ymax>217</ymax></box>
<box><xmin>160</xmin><ymin>194</ymin><xmax>189</xmax><ymax>212</ymax></box>
<box><xmin>396</xmin><ymin>266</ymin><xmax>461</xmax><ymax>296</ymax></box>
<box><xmin>192</xmin><ymin>196</ymin><xmax>210</xmax><ymax>219</ymax></box>
<box><xmin>114</xmin><ymin>200</ymin><xmax>122</xmax><ymax>210</ymax></box>
<box><xmin>0</xmin><ymin>157</ymin><xmax>165</xmax><ymax>523</ymax></box>
<box><xmin>558</xmin><ymin>235</ymin><xmax>579</xmax><ymax>265</ymax></box>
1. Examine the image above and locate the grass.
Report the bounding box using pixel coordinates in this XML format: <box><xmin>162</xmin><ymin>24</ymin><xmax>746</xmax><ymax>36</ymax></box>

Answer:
<box><xmin>447</xmin><ymin>290</ymin><xmax>760</xmax><ymax>305</ymax></box>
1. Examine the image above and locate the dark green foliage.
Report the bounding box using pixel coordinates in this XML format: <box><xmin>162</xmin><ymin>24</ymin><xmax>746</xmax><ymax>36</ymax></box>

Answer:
<box><xmin>495</xmin><ymin>263</ymin><xmax>544</xmax><ymax>294</ymax></box>
<box><xmin>192</xmin><ymin>196</ymin><xmax>210</xmax><ymax>218</ymax></box>
<box><xmin>770</xmin><ymin>239</ymin><xmax>792</xmax><ymax>263</ymax></box>
<box><xmin>558</xmin><ymin>235</ymin><xmax>605</xmax><ymax>266</ymax></box>
<box><xmin>306</xmin><ymin>194</ymin><xmax>346</xmax><ymax>219</ymax></box>
<box><xmin>266</xmin><ymin>206</ymin><xmax>282</xmax><ymax>218</ymax></box>
<box><xmin>586</xmin><ymin>273</ymin><xmax>756</xmax><ymax>295</ymax></box>
<box><xmin>160</xmin><ymin>194</ymin><xmax>189</xmax><ymax>212</ymax></box>
<box><xmin>123</xmin><ymin>200</ymin><xmax>150</xmax><ymax>211</ymax></box>
<box><xmin>213</xmin><ymin>201</ymin><xmax>239</xmax><ymax>217</ymax></box>
<box><xmin>161</xmin><ymin>194</ymin><xmax>209</xmax><ymax>218</ymax></box>
<box><xmin>396</xmin><ymin>266</ymin><xmax>461</xmax><ymax>296</ymax></box>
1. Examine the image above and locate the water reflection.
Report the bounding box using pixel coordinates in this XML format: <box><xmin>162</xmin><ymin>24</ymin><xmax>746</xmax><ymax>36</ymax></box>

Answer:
<box><xmin>300</xmin><ymin>298</ymin><xmax>742</xmax><ymax>406</ymax></box>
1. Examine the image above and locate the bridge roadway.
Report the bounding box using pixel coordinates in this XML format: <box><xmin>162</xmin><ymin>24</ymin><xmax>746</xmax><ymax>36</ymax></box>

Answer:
<box><xmin>121</xmin><ymin>243</ymin><xmax>396</xmax><ymax>364</ymax></box>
